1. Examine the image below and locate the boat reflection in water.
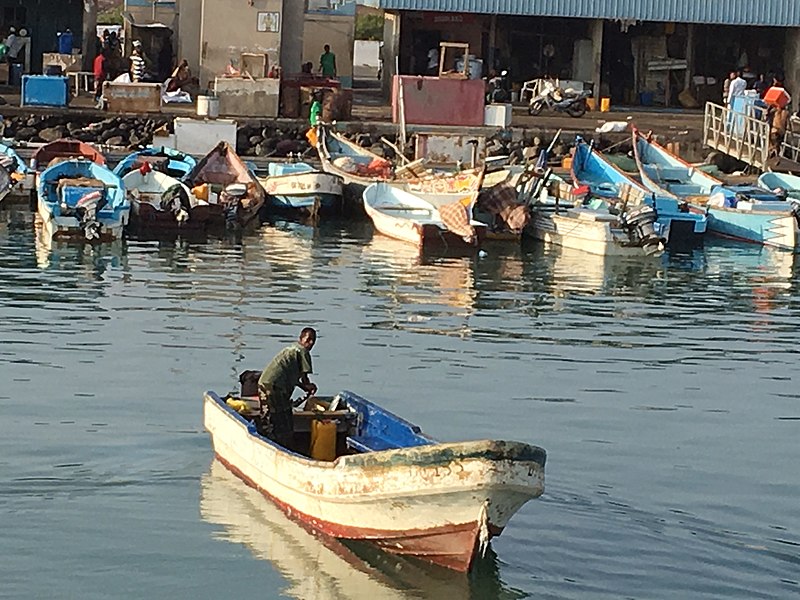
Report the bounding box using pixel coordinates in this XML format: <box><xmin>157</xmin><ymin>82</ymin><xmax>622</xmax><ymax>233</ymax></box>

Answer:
<box><xmin>359</xmin><ymin>235</ymin><xmax>479</xmax><ymax>337</ymax></box>
<box><xmin>200</xmin><ymin>460</ymin><xmax>525</xmax><ymax>600</ymax></box>
<box><xmin>34</xmin><ymin>217</ymin><xmax>125</xmax><ymax>272</ymax></box>
<box><xmin>541</xmin><ymin>243</ymin><xmax>667</xmax><ymax>297</ymax></box>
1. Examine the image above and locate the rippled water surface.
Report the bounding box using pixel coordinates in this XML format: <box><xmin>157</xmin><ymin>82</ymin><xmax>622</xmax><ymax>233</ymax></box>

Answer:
<box><xmin>1</xmin><ymin>205</ymin><xmax>799</xmax><ymax>599</ymax></box>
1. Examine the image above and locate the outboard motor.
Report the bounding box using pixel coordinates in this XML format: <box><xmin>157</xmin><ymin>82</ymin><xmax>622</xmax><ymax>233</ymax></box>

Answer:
<box><xmin>620</xmin><ymin>204</ymin><xmax>663</xmax><ymax>254</ymax></box>
<box><xmin>65</xmin><ymin>189</ymin><xmax>107</xmax><ymax>241</ymax></box>
<box><xmin>221</xmin><ymin>183</ymin><xmax>248</xmax><ymax>228</ymax></box>
<box><xmin>160</xmin><ymin>184</ymin><xmax>191</xmax><ymax>225</ymax></box>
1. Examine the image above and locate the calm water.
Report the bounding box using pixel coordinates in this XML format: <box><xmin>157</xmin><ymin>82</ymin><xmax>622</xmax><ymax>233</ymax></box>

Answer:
<box><xmin>1</xmin><ymin>205</ymin><xmax>799</xmax><ymax>599</ymax></box>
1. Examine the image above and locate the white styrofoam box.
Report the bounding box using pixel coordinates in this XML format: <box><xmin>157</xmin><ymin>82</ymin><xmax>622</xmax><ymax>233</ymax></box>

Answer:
<box><xmin>484</xmin><ymin>103</ymin><xmax>512</xmax><ymax>128</ymax></box>
<box><xmin>174</xmin><ymin>117</ymin><xmax>238</xmax><ymax>156</ymax></box>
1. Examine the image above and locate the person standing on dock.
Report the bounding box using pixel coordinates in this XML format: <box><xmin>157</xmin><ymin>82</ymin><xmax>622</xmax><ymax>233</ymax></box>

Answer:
<box><xmin>257</xmin><ymin>328</ymin><xmax>318</xmax><ymax>447</ymax></box>
<box><xmin>727</xmin><ymin>71</ymin><xmax>747</xmax><ymax>106</ymax></box>
<box><xmin>320</xmin><ymin>44</ymin><xmax>336</xmax><ymax>78</ymax></box>
<box><xmin>129</xmin><ymin>41</ymin><xmax>146</xmax><ymax>83</ymax></box>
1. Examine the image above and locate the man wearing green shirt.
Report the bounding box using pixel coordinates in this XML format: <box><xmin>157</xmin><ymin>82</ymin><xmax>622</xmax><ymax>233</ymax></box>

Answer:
<box><xmin>320</xmin><ymin>44</ymin><xmax>336</xmax><ymax>77</ymax></box>
<box><xmin>258</xmin><ymin>327</ymin><xmax>318</xmax><ymax>447</ymax></box>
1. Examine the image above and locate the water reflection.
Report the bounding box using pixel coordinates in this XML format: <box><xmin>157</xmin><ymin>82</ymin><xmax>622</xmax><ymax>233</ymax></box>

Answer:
<box><xmin>34</xmin><ymin>221</ymin><xmax>126</xmax><ymax>272</ymax></box>
<box><xmin>199</xmin><ymin>460</ymin><xmax>526</xmax><ymax>600</ymax></box>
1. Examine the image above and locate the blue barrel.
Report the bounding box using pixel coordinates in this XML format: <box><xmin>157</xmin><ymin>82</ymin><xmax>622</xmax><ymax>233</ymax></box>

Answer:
<box><xmin>57</xmin><ymin>31</ymin><xmax>73</xmax><ymax>55</ymax></box>
<box><xmin>9</xmin><ymin>63</ymin><xmax>23</xmax><ymax>86</ymax></box>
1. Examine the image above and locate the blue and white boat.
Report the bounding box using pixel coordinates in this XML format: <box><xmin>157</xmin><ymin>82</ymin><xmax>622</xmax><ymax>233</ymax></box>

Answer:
<box><xmin>113</xmin><ymin>146</ymin><xmax>197</xmax><ymax>180</ymax></box>
<box><xmin>0</xmin><ymin>143</ymin><xmax>31</xmax><ymax>203</ymax></box>
<box><xmin>37</xmin><ymin>159</ymin><xmax>129</xmax><ymax>241</ymax></box>
<box><xmin>256</xmin><ymin>162</ymin><xmax>343</xmax><ymax>215</ymax></box>
<box><xmin>633</xmin><ymin>129</ymin><xmax>799</xmax><ymax>250</ymax></box>
<box><xmin>204</xmin><ymin>384</ymin><xmax>545</xmax><ymax>572</ymax></box>
<box><xmin>758</xmin><ymin>172</ymin><xmax>800</xmax><ymax>201</ymax></box>
<box><xmin>571</xmin><ymin>137</ymin><xmax>707</xmax><ymax>245</ymax></box>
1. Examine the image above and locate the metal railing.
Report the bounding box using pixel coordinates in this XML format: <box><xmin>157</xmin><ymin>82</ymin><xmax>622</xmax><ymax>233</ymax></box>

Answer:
<box><xmin>780</xmin><ymin>116</ymin><xmax>800</xmax><ymax>164</ymax></box>
<box><xmin>703</xmin><ymin>101</ymin><xmax>770</xmax><ymax>169</ymax></box>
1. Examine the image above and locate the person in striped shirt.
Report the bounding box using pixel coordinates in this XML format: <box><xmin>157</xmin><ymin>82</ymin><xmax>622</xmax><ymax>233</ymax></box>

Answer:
<box><xmin>129</xmin><ymin>40</ymin><xmax>146</xmax><ymax>82</ymax></box>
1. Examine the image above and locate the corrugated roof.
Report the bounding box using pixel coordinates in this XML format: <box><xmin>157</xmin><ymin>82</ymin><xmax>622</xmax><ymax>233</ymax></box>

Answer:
<box><xmin>378</xmin><ymin>0</ymin><xmax>800</xmax><ymax>27</ymax></box>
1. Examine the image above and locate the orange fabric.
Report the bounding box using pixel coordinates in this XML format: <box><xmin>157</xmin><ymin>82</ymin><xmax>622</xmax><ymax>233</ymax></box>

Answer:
<box><xmin>305</xmin><ymin>128</ymin><xmax>318</xmax><ymax>147</ymax></box>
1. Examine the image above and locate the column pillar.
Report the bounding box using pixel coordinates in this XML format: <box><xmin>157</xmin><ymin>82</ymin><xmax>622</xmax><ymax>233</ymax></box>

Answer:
<box><xmin>684</xmin><ymin>23</ymin><xmax>695</xmax><ymax>91</ymax></box>
<box><xmin>591</xmin><ymin>18</ymin><xmax>603</xmax><ymax>105</ymax></box>
<box><xmin>487</xmin><ymin>14</ymin><xmax>497</xmax><ymax>74</ymax></box>
<box><xmin>82</xmin><ymin>0</ymin><xmax>98</xmax><ymax>70</ymax></box>
<box><xmin>381</xmin><ymin>11</ymin><xmax>401</xmax><ymax>101</ymax></box>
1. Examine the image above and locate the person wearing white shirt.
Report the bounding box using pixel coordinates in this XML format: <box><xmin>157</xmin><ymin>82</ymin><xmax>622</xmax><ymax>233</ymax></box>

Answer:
<box><xmin>727</xmin><ymin>72</ymin><xmax>747</xmax><ymax>105</ymax></box>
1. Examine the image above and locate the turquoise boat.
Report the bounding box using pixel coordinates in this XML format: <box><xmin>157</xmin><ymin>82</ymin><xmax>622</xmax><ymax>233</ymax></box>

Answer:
<box><xmin>633</xmin><ymin>129</ymin><xmax>799</xmax><ymax>250</ymax></box>
<box><xmin>37</xmin><ymin>158</ymin><xmax>129</xmax><ymax>242</ymax></box>
<box><xmin>571</xmin><ymin>137</ymin><xmax>707</xmax><ymax>246</ymax></box>
<box><xmin>113</xmin><ymin>146</ymin><xmax>197</xmax><ymax>180</ymax></box>
<box><xmin>758</xmin><ymin>172</ymin><xmax>800</xmax><ymax>201</ymax></box>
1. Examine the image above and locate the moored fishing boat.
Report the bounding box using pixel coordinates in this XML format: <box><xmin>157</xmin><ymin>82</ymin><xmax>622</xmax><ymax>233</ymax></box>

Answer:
<box><xmin>315</xmin><ymin>126</ymin><xmax>484</xmax><ymax>208</ymax></box>
<box><xmin>203</xmin><ymin>388</ymin><xmax>546</xmax><ymax>572</ymax></box>
<box><xmin>633</xmin><ymin>129</ymin><xmax>799</xmax><ymax>249</ymax></box>
<box><xmin>122</xmin><ymin>166</ymin><xmax>210</xmax><ymax>231</ymax></box>
<box><xmin>37</xmin><ymin>158</ymin><xmax>129</xmax><ymax>241</ymax></box>
<box><xmin>184</xmin><ymin>142</ymin><xmax>265</xmax><ymax>228</ymax></box>
<box><xmin>113</xmin><ymin>146</ymin><xmax>197</xmax><ymax>180</ymax></box>
<box><xmin>571</xmin><ymin>137</ymin><xmax>707</xmax><ymax>245</ymax></box>
<box><xmin>758</xmin><ymin>172</ymin><xmax>800</xmax><ymax>201</ymax></box>
<box><xmin>529</xmin><ymin>175</ymin><xmax>664</xmax><ymax>256</ymax></box>
<box><xmin>363</xmin><ymin>182</ymin><xmax>486</xmax><ymax>250</ymax></box>
<box><xmin>0</xmin><ymin>143</ymin><xmax>31</xmax><ymax>203</ymax></box>
<box><xmin>31</xmin><ymin>139</ymin><xmax>106</xmax><ymax>171</ymax></box>
<box><xmin>256</xmin><ymin>161</ymin><xmax>343</xmax><ymax>216</ymax></box>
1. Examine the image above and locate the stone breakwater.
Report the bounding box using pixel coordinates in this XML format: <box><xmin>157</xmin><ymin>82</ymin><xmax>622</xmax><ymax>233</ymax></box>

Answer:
<box><xmin>0</xmin><ymin>113</ymin><xmax>603</xmax><ymax>164</ymax></box>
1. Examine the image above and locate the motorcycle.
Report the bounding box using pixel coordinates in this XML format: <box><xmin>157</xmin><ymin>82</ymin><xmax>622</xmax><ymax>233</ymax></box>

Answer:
<box><xmin>527</xmin><ymin>80</ymin><xmax>590</xmax><ymax>118</ymax></box>
<box><xmin>486</xmin><ymin>70</ymin><xmax>511</xmax><ymax>104</ymax></box>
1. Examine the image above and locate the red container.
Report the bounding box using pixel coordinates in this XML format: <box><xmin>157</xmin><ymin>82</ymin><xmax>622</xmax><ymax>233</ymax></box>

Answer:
<box><xmin>392</xmin><ymin>75</ymin><xmax>486</xmax><ymax>127</ymax></box>
<box><xmin>763</xmin><ymin>86</ymin><xmax>791</xmax><ymax>108</ymax></box>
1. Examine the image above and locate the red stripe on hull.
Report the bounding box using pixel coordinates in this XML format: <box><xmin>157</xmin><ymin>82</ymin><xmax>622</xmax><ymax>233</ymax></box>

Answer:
<box><xmin>215</xmin><ymin>453</ymin><xmax>490</xmax><ymax>572</ymax></box>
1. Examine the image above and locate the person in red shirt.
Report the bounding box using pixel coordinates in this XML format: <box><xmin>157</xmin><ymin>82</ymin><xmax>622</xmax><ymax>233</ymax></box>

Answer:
<box><xmin>93</xmin><ymin>49</ymin><xmax>108</xmax><ymax>106</ymax></box>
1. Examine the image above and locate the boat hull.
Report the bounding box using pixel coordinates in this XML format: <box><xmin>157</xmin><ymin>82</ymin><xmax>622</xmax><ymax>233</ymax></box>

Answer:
<box><xmin>204</xmin><ymin>392</ymin><xmax>545</xmax><ymax>572</ymax></box>
<box><xmin>259</xmin><ymin>171</ymin><xmax>343</xmax><ymax>213</ymax></box>
<box><xmin>37</xmin><ymin>197</ymin><xmax>128</xmax><ymax>242</ymax></box>
<box><xmin>530</xmin><ymin>209</ymin><xmax>664</xmax><ymax>256</ymax></box>
<box><xmin>700</xmin><ymin>206</ymin><xmax>799</xmax><ymax>250</ymax></box>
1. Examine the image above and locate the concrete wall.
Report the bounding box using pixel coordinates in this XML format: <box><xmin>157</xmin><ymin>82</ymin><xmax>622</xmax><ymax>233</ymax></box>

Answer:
<box><xmin>785</xmin><ymin>28</ymin><xmax>800</xmax><ymax>114</ymax></box>
<box><xmin>302</xmin><ymin>14</ymin><xmax>355</xmax><ymax>88</ymax></box>
<box><xmin>199</xmin><ymin>0</ymin><xmax>283</xmax><ymax>88</ymax></box>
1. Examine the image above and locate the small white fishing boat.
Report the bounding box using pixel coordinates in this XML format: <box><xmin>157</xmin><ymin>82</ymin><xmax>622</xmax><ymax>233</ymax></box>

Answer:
<box><xmin>204</xmin><ymin>388</ymin><xmax>545</xmax><ymax>572</ymax></box>
<box><xmin>257</xmin><ymin>162</ymin><xmax>343</xmax><ymax>215</ymax></box>
<box><xmin>363</xmin><ymin>182</ymin><xmax>486</xmax><ymax>250</ymax></box>
<box><xmin>759</xmin><ymin>172</ymin><xmax>800</xmax><ymax>201</ymax></box>
<box><xmin>122</xmin><ymin>168</ymin><xmax>208</xmax><ymax>231</ymax></box>
<box><xmin>529</xmin><ymin>177</ymin><xmax>665</xmax><ymax>256</ymax></box>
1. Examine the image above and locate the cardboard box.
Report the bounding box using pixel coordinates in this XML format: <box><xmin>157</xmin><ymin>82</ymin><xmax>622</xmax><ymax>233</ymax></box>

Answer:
<box><xmin>103</xmin><ymin>82</ymin><xmax>162</xmax><ymax>113</ymax></box>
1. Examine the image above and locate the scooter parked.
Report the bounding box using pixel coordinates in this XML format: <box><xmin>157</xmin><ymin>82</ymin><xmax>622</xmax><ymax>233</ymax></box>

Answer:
<box><xmin>526</xmin><ymin>80</ymin><xmax>590</xmax><ymax>118</ymax></box>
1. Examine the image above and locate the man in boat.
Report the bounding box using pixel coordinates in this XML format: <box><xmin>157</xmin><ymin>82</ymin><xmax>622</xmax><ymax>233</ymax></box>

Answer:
<box><xmin>257</xmin><ymin>328</ymin><xmax>318</xmax><ymax>447</ymax></box>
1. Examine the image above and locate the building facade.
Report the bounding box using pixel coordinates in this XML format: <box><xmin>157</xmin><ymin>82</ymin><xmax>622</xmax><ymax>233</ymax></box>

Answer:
<box><xmin>125</xmin><ymin>0</ymin><xmax>355</xmax><ymax>89</ymax></box>
<box><xmin>0</xmin><ymin>0</ymin><xmax>84</xmax><ymax>72</ymax></box>
<box><xmin>379</xmin><ymin>0</ymin><xmax>800</xmax><ymax>111</ymax></box>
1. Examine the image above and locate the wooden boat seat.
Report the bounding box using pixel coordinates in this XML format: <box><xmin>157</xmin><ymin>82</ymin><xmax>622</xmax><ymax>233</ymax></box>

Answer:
<box><xmin>346</xmin><ymin>434</ymin><xmax>399</xmax><ymax>453</ymax></box>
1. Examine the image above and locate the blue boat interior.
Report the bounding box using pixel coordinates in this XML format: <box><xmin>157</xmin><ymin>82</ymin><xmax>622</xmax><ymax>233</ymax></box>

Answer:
<box><xmin>268</xmin><ymin>162</ymin><xmax>314</xmax><ymax>177</ymax></box>
<box><xmin>221</xmin><ymin>380</ymin><xmax>435</xmax><ymax>459</ymax></box>
<box><xmin>114</xmin><ymin>148</ymin><xmax>197</xmax><ymax>180</ymax></box>
<box><xmin>40</xmin><ymin>160</ymin><xmax>127</xmax><ymax>217</ymax></box>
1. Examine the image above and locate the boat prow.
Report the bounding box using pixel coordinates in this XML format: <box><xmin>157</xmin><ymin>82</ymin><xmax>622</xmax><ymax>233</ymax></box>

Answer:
<box><xmin>203</xmin><ymin>388</ymin><xmax>545</xmax><ymax>572</ymax></box>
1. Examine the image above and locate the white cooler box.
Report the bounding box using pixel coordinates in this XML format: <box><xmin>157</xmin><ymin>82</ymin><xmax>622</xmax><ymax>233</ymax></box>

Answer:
<box><xmin>484</xmin><ymin>103</ymin><xmax>512</xmax><ymax>127</ymax></box>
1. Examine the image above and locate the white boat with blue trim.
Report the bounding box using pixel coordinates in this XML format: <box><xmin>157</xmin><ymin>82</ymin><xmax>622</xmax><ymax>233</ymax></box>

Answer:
<box><xmin>37</xmin><ymin>158</ymin><xmax>129</xmax><ymax>241</ymax></box>
<box><xmin>256</xmin><ymin>162</ymin><xmax>343</xmax><ymax>215</ymax></box>
<box><xmin>203</xmin><ymin>388</ymin><xmax>546</xmax><ymax>572</ymax></box>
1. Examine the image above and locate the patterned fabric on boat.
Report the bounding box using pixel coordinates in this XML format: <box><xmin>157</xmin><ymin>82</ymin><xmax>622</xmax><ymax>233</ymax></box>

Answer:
<box><xmin>439</xmin><ymin>197</ymin><xmax>475</xmax><ymax>241</ymax></box>
<box><xmin>477</xmin><ymin>181</ymin><xmax>530</xmax><ymax>233</ymax></box>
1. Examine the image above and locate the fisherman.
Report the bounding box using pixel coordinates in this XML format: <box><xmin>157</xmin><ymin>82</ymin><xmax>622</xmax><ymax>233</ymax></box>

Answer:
<box><xmin>727</xmin><ymin>70</ymin><xmax>747</xmax><ymax>106</ymax></box>
<box><xmin>257</xmin><ymin>328</ymin><xmax>318</xmax><ymax>447</ymax></box>
<box><xmin>319</xmin><ymin>44</ymin><xmax>336</xmax><ymax>78</ymax></box>
<box><xmin>309</xmin><ymin>90</ymin><xmax>323</xmax><ymax>126</ymax></box>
